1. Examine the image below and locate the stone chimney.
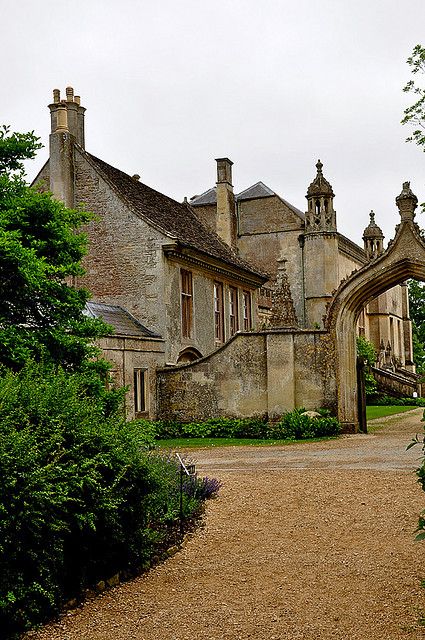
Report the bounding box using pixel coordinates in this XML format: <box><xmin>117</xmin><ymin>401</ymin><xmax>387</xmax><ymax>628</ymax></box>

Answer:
<box><xmin>215</xmin><ymin>157</ymin><xmax>237</xmax><ymax>248</ymax></box>
<box><xmin>48</xmin><ymin>87</ymin><xmax>85</xmax><ymax>207</ymax></box>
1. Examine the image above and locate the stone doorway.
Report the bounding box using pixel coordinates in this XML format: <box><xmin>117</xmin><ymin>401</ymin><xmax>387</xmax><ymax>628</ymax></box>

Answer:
<box><xmin>325</xmin><ymin>182</ymin><xmax>425</xmax><ymax>432</ymax></box>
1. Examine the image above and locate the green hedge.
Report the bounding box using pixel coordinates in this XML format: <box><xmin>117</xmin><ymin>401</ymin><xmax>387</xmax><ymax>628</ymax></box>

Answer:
<box><xmin>367</xmin><ymin>394</ymin><xmax>425</xmax><ymax>407</ymax></box>
<box><xmin>149</xmin><ymin>409</ymin><xmax>341</xmax><ymax>441</ymax></box>
<box><xmin>0</xmin><ymin>363</ymin><xmax>219</xmax><ymax>638</ymax></box>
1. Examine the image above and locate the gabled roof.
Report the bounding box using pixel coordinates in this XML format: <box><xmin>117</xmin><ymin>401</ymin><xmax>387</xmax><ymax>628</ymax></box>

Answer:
<box><xmin>189</xmin><ymin>187</ymin><xmax>217</xmax><ymax>206</ymax></box>
<box><xmin>237</xmin><ymin>181</ymin><xmax>275</xmax><ymax>201</ymax></box>
<box><xmin>85</xmin><ymin>153</ymin><xmax>264</xmax><ymax>278</ymax></box>
<box><xmin>85</xmin><ymin>301</ymin><xmax>161</xmax><ymax>338</ymax></box>
<box><xmin>190</xmin><ymin>180</ymin><xmax>305</xmax><ymax>220</ymax></box>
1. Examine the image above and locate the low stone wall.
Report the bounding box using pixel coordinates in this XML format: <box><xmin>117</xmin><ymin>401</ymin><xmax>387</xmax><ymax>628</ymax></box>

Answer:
<box><xmin>157</xmin><ymin>329</ymin><xmax>337</xmax><ymax>421</ymax></box>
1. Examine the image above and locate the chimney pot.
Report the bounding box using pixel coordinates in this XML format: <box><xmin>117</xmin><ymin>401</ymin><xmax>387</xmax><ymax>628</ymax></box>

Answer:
<box><xmin>66</xmin><ymin>86</ymin><xmax>74</xmax><ymax>102</ymax></box>
<box><xmin>53</xmin><ymin>89</ymin><xmax>60</xmax><ymax>103</ymax></box>
<box><xmin>74</xmin><ymin>95</ymin><xmax>81</xmax><ymax>105</ymax></box>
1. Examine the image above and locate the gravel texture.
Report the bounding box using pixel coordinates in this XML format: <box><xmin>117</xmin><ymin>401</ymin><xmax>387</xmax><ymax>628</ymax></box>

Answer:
<box><xmin>27</xmin><ymin>409</ymin><xmax>425</xmax><ymax>639</ymax></box>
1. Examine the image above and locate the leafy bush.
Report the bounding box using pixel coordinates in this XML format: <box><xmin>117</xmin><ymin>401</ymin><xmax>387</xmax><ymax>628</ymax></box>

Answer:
<box><xmin>268</xmin><ymin>408</ymin><xmax>341</xmax><ymax>440</ymax></box>
<box><xmin>0</xmin><ymin>363</ymin><xmax>217</xmax><ymax>638</ymax></box>
<box><xmin>152</xmin><ymin>411</ymin><xmax>341</xmax><ymax>442</ymax></box>
<box><xmin>153</xmin><ymin>417</ymin><xmax>269</xmax><ymax>439</ymax></box>
<box><xmin>368</xmin><ymin>394</ymin><xmax>425</xmax><ymax>407</ymax></box>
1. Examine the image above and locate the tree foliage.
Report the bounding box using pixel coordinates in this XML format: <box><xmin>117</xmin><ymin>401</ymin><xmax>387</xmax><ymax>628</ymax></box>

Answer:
<box><xmin>408</xmin><ymin>279</ymin><xmax>425</xmax><ymax>375</ymax></box>
<box><xmin>0</xmin><ymin>362</ymin><xmax>212</xmax><ymax>638</ymax></box>
<box><xmin>356</xmin><ymin>336</ymin><xmax>377</xmax><ymax>396</ymax></box>
<box><xmin>0</xmin><ymin>126</ymin><xmax>108</xmax><ymax>370</ymax></box>
<box><xmin>402</xmin><ymin>44</ymin><xmax>425</xmax><ymax>150</ymax></box>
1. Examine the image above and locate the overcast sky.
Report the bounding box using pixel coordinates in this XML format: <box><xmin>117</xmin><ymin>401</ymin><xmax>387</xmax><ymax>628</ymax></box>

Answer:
<box><xmin>2</xmin><ymin>0</ymin><xmax>425</xmax><ymax>245</ymax></box>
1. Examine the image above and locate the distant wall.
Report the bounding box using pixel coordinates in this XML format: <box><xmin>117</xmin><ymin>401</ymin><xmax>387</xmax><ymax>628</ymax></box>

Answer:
<box><xmin>371</xmin><ymin>366</ymin><xmax>420</xmax><ymax>398</ymax></box>
<box><xmin>157</xmin><ymin>329</ymin><xmax>337</xmax><ymax>421</ymax></box>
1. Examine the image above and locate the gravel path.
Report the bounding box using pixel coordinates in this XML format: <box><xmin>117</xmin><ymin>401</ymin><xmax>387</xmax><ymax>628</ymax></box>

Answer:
<box><xmin>28</xmin><ymin>409</ymin><xmax>425</xmax><ymax>639</ymax></box>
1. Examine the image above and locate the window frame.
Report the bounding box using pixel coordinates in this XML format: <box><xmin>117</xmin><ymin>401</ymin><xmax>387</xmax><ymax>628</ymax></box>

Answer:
<box><xmin>181</xmin><ymin>268</ymin><xmax>193</xmax><ymax>338</ymax></box>
<box><xmin>242</xmin><ymin>290</ymin><xmax>252</xmax><ymax>331</ymax></box>
<box><xmin>134</xmin><ymin>368</ymin><xmax>147</xmax><ymax>416</ymax></box>
<box><xmin>214</xmin><ymin>281</ymin><xmax>225</xmax><ymax>343</ymax></box>
<box><xmin>229</xmin><ymin>286</ymin><xmax>239</xmax><ymax>336</ymax></box>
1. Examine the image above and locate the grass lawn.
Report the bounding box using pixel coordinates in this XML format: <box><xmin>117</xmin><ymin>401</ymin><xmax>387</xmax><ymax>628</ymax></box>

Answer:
<box><xmin>155</xmin><ymin>436</ymin><xmax>338</xmax><ymax>449</ymax></box>
<box><xmin>366</xmin><ymin>405</ymin><xmax>419</xmax><ymax>421</ymax></box>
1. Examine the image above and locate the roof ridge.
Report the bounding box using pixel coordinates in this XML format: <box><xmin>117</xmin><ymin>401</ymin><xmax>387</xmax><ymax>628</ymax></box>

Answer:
<box><xmin>236</xmin><ymin>181</ymin><xmax>275</xmax><ymax>198</ymax></box>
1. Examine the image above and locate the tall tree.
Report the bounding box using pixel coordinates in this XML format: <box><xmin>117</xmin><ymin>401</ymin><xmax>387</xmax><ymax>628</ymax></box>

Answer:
<box><xmin>0</xmin><ymin>126</ymin><xmax>108</xmax><ymax>370</ymax></box>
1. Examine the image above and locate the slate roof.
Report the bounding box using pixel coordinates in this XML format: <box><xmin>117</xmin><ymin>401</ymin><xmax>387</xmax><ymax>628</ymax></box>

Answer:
<box><xmin>190</xmin><ymin>180</ymin><xmax>304</xmax><ymax>220</ymax></box>
<box><xmin>85</xmin><ymin>301</ymin><xmax>161</xmax><ymax>338</ymax></box>
<box><xmin>189</xmin><ymin>187</ymin><xmax>217</xmax><ymax>206</ymax></box>
<box><xmin>236</xmin><ymin>181</ymin><xmax>275</xmax><ymax>201</ymax></box>
<box><xmin>86</xmin><ymin>153</ymin><xmax>265</xmax><ymax>278</ymax></box>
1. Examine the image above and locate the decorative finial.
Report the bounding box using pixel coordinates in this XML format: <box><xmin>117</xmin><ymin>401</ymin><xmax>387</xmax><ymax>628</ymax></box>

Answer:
<box><xmin>316</xmin><ymin>159</ymin><xmax>323</xmax><ymax>174</ymax></box>
<box><xmin>369</xmin><ymin>210</ymin><xmax>375</xmax><ymax>223</ymax></box>
<box><xmin>395</xmin><ymin>181</ymin><xmax>418</xmax><ymax>221</ymax></box>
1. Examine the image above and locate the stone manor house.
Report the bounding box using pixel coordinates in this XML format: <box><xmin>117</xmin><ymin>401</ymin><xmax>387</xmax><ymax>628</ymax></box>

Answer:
<box><xmin>33</xmin><ymin>88</ymin><xmax>418</xmax><ymax>423</ymax></box>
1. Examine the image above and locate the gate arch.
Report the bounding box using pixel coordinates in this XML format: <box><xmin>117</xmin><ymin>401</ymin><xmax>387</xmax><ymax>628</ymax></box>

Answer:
<box><xmin>325</xmin><ymin>182</ymin><xmax>425</xmax><ymax>431</ymax></box>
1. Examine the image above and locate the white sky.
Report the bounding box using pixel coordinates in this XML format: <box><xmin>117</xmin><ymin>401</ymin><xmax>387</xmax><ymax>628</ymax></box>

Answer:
<box><xmin>2</xmin><ymin>0</ymin><xmax>425</xmax><ymax>245</ymax></box>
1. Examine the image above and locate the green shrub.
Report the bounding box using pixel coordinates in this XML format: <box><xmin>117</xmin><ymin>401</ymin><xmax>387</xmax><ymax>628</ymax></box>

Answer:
<box><xmin>152</xmin><ymin>416</ymin><xmax>269</xmax><ymax>439</ymax></box>
<box><xmin>268</xmin><ymin>408</ymin><xmax>341</xmax><ymax>440</ymax></box>
<box><xmin>367</xmin><ymin>394</ymin><xmax>425</xmax><ymax>407</ymax></box>
<box><xmin>0</xmin><ymin>363</ymin><xmax>215</xmax><ymax>638</ymax></box>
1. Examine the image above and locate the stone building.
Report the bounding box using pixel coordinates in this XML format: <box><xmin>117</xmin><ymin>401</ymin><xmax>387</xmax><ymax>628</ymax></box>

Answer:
<box><xmin>191</xmin><ymin>158</ymin><xmax>414</xmax><ymax>372</ymax></box>
<box><xmin>33</xmin><ymin>87</ymin><xmax>418</xmax><ymax>424</ymax></box>
<box><xmin>33</xmin><ymin>88</ymin><xmax>266</xmax><ymax>418</ymax></box>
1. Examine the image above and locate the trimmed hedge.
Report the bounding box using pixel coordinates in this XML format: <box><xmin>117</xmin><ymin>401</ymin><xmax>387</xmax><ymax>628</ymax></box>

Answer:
<box><xmin>149</xmin><ymin>409</ymin><xmax>341</xmax><ymax>441</ymax></box>
<box><xmin>367</xmin><ymin>394</ymin><xmax>425</xmax><ymax>407</ymax></box>
<box><xmin>0</xmin><ymin>363</ymin><xmax>219</xmax><ymax>638</ymax></box>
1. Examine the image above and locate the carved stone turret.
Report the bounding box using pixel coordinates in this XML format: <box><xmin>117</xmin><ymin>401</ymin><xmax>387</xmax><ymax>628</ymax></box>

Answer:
<box><xmin>303</xmin><ymin>159</ymin><xmax>339</xmax><ymax>328</ymax></box>
<box><xmin>305</xmin><ymin>159</ymin><xmax>336</xmax><ymax>232</ymax></box>
<box><xmin>363</xmin><ymin>210</ymin><xmax>384</xmax><ymax>260</ymax></box>
<box><xmin>396</xmin><ymin>181</ymin><xmax>418</xmax><ymax>222</ymax></box>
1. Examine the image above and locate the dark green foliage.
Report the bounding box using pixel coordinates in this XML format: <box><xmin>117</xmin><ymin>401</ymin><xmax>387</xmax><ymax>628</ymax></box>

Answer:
<box><xmin>267</xmin><ymin>408</ymin><xmax>341</xmax><ymax>440</ymax></box>
<box><xmin>367</xmin><ymin>394</ymin><xmax>425</xmax><ymax>407</ymax></box>
<box><xmin>409</xmin><ymin>410</ymin><xmax>425</xmax><ymax>540</ymax></box>
<box><xmin>151</xmin><ymin>411</ymin><xmax>341</xmax><ymax>441</ymax></box>
<box><xmin>0</xmin><ymin>363</ymin><xmax>213</xmax><ymax>638</ymax></box>
<box><xmin>408</xmin><ymin>280</ymin><xmax>425</xmax><ymax>375</ymax></box>
<box><xmin>356</xmin><ymin>336</ymin><xmax>378</xmax><ymax>396</ymax></box>
<box><xmin>0</xmin><ymin>126</ymin><xmax>109</xmax><ymax>371</ymax></box>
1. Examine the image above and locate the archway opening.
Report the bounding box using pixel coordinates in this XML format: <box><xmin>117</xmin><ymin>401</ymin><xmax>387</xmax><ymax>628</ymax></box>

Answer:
<box><xmin>176</xmin><ymin>347</ymin><xmax>203</xmax><ymax>364</ymax></box>
<box><xmin>326</xmin><ymin>199</ymin><xmax>425</xmax><ymax>432</ymax></box>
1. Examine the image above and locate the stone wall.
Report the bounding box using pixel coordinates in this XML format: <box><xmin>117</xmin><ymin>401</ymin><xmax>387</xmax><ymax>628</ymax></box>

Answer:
<box><xmin>157</xmin><ymin>329</ymin><xmax>337</xmax><ymax>421</ymax></box>
<box><xmin>371</xmin><ymin>366</ymin><xmax>420</xmax><ymax>398</ymax></box>
<box><xmin>97</xmin><ymin>335</ymin><xmax>165</xmax><ymax>419</ymax></box>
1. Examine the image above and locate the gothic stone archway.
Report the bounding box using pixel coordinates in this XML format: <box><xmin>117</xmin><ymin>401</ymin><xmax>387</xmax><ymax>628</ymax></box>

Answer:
<box><xmin>325</xmin><ymin>183</ymin><xmax>425</xmax><ymax>432</ymax></box>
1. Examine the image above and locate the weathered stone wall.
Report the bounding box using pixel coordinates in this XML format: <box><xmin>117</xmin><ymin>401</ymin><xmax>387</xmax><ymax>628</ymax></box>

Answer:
<box><xmin>157</xmin><ymin>329</ymin><xmax>337</xmax><ymax>421</ymax></box>
<box><xmin>97</xmin><ymin>335</ymin><xmax>165</xmax><ymax>419</ymax></box>
<box><xmin>237</xmin><ymin>196</ymin><xmax>305</xmax><ymax>324</ymax></box>
<box><xmin>74</xmin><ymin>149</ymin><xmax>168</xmax><ymax>339</ymax></box>
<box><xmin>74</xmin><ymin>150</ymin><xmax>257</xmax><ymax>364</ymax></box>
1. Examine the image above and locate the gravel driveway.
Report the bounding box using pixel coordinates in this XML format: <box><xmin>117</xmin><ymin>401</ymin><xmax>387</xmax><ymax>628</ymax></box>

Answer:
<box><xmin>28</xmin><ymin>409</ymin><xmax>425</xmax><ymax>639</ymax></box>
